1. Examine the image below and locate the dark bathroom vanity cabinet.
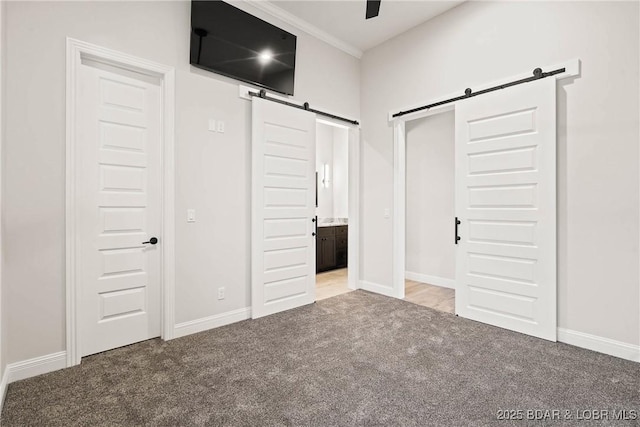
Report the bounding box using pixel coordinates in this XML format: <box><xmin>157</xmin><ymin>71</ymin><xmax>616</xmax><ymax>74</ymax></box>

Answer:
<box><xmin>316</xmin><ymin>225</ymin><xmax>348</xmax><ymax>273</ymax></box>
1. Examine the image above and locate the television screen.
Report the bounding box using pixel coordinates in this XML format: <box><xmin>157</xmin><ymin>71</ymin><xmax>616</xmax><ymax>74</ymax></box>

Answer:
<box><xmin>190</xmin><ymin>1</ymin><xmax>297</xmax><ymax>95</ymax></box>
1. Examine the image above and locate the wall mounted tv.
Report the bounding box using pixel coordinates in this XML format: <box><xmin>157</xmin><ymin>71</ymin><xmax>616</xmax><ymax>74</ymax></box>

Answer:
<box><xmin>190</xmin><ymin>1</ymin><xmax>297</xmax><ymax>96</ymax></box>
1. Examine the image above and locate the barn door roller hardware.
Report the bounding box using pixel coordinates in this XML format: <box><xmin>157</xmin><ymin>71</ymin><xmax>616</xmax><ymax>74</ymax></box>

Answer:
<box><xmin>454</xmin><ymin>217</ymin><xmax>461</xmax><ymax>245</ymax></box>
<box><xmin>249</xmin><ymin>89</ymin><xmax>359</xmax><ymax>126</ymax></box>
<box><xmin>392</xmin><ymin>67</ymin><xmax>565</xmax><ymax>119</ymax></box>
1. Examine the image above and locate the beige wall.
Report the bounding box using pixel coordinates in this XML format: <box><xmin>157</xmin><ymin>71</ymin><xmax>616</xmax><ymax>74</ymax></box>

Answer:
<box><xmin>316</xmin><ymin>123</ymin><xmax>334</xmax><ymax>219</ymax></box>
<box><xmin>2</xmin><ymin>1</ymin><xmax>360</xmax><ymax>364</ymax></box>
<box><xmin>332</xmin><ymin>127</ymin><xmax>349</xmax><ymax>219</ymax></box>
<box><xmin>0</xmin><ymin>0</ymin><xmax>5</xmax><ymax>380</ymax></box>
<box><xmin>405</xmin><ymin>111</ymin><xmax>455</xmax><ymax>281</ymax></box>
<box><xmin>316</xmin><ymin>124</ymin><xmax>349</xmax><ymax>220</ymax></box>
<box><xmin>361</xmin><ymin>1</ymin><xmax>639</xmax><ymax>345</ymax></box>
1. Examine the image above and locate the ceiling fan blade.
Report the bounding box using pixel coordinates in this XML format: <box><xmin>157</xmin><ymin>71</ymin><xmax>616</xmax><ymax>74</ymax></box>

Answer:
<box><xmin>365</xmin><ymin>0</ymin><xmax>381</xmax><ymax>19</ymax></box>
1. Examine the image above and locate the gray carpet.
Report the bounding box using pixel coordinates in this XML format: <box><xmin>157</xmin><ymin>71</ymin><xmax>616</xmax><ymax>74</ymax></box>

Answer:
<box><xmin>2</xmin><ymin>291</ymin><xmax>638</xmax><ymax>426</ymax></box>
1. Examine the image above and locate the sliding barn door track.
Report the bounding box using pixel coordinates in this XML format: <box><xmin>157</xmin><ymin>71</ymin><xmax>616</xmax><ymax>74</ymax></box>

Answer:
<box><xmin>392</xmin><ymin>67</ymin><xmax>565</xmax><ymax>119</ymax></box>
<box><xmin>249</xmin><ymin>89</ymin><xmax>360</xmax><ymax>126</ymax></box>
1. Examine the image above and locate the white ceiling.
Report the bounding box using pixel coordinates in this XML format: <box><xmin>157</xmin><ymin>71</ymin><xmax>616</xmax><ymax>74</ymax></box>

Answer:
<box><xmin>268</xmin><ymin>0</ymin><xmax>465</xmax><ymax>53</ymax></box>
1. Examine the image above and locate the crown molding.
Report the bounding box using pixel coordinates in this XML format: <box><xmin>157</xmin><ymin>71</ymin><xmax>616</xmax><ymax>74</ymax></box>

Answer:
<box><xmin>237</xmin><ymin>1</ymin><xmax>363</xmax><ymax>59</ymax></box>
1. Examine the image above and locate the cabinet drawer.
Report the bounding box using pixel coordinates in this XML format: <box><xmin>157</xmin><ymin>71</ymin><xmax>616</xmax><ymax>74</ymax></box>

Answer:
<box><xmin>317</xmin><ymin>226</ymin><xmax>335</xmax><ymax>237</ymax></box>
<box><xmin>335</xmin><ymin>225</ymin><xmax>348</xmax><ymax>236</ymax></box>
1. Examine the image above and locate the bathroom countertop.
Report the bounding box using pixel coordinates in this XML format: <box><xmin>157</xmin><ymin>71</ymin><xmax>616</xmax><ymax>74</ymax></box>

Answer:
<box><xmin>317</xmin><ymin>219</ymin><xmax>348</xmax><ymax>228</ymax></box>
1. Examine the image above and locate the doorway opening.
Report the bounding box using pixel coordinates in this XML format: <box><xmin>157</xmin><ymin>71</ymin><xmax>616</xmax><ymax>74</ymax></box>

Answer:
<box><xmin>392</xmin><ymin>63</ymin><xmax>572</xmax><ymax>340</ymax></box>
<box><xmin>315</xmin><ymin>120</ymin><xmax>352</xmax><ymax>300</ymax></box>
<box><xmin>404</xmin><ymin>111</ymin><xmax>456</xmax><ymax>313</ymax></box>
<box><xmin>248</xmin><ymin>89</ymin><xmax>360</xmax><ymax>319</ymax></box>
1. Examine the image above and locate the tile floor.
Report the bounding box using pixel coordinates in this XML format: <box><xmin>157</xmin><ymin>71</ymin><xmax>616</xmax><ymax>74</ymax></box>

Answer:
<box><xmin>316</xmin><ymin>268</ymin><xmax>353</xmax><ymax>301</ymax></box>
<box><xmin>404</xmin><ymin>279</ymin><xmax>455</xmax><ymax>314</ymax></box>
<box><xmin>316</xmin><ymin>268</ymin><xmax>455</xmax><ymax>314</ymax></box>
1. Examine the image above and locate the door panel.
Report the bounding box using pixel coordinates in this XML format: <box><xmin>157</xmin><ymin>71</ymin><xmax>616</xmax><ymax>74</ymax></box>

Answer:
<box><xmin>252</xmin><ymin>98</ymin><xmax>316</xmax><ymax>319</ymax></box>
<box><xmin>455</xmin><ymin>77</ymin><xmax>557</xmax><ymax>341</ymax></box>
<box><xmin>77</xmin><ymin>63</ymin><xmax>162</xmax><ymax>356</ymax></box>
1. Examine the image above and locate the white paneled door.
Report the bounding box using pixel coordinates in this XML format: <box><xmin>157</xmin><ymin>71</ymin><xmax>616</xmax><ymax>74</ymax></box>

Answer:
<box><xmin>455</xmin><ymin>78</ymin><xmax>557</xmax><ymax>341</ymax></box>
<box><xmin>77</xmin><ymin>62</ymin><xmax>162</xmax><ymax>356</ymax></box>
<box><xmin>252</xmin><ymin>98</ymin><xmax>317</xmax><ymax>319</ymax></box>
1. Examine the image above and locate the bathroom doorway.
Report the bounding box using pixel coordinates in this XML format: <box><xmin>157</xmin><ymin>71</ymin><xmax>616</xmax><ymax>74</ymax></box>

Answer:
<box><xmin>404</xmin><ymin>111</ymin><xmax>456</xmax><ymax>313</ymax></box>
<box><xmin>315</xmin><ymin>120</ymin><xmax>353</xmax><ymax>300</ymax></box>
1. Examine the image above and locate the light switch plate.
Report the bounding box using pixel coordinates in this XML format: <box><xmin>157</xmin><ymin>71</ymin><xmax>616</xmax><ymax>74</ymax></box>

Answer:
<box><xmin>384</xmin><ymin>208</ymin><xmax>390</xmax><ymax>219</ymax></box>
<box><xmin>217</xmin><ymin>120</ymin><xmax>225</xmax><ymax>133</ymax></box>
<box><xmin>187</xmin><ymin>209</ymin><xmax>196</xmax><ymax>222</ymax></box>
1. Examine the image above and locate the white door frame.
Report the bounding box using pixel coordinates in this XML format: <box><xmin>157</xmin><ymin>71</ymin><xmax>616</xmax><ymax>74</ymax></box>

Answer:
<box><xmin>65</xmin><ymin>38</ymin><xmax>176</xmax><ymax>367</ymax></box>
<box><xmin>241</xmin><ymin>86</ymin><xmax>361</xmax><ymax>292</ymax></box>
<box><xmin>390</xmin><ymin>58</ymin><xmax>580</xmax><ymax>300</ymax></box>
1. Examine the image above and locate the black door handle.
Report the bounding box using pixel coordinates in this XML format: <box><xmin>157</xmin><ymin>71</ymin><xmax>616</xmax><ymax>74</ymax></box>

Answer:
<box><xmin>142</xmin><ymin>237</ymin><xmax>158</xmax><ymax>245</ymax></box>
<box><xmin>312</xmin><ymin>232</ymin><xmax>316</xmax><ymax>237</ymax></box>
<box><xmin>455</xmin><ymin>217</ymin><xmax>461</xmax><ymax>244</ymax></box>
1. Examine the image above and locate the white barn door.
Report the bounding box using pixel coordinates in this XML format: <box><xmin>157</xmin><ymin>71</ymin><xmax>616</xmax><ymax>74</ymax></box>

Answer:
<box><xmin>455</xmin><ymin>78</ymin><xmax>557</xmax><ymax>341</ymax></box>
<box><xmin>251</xmin><ymin>98</ymin><xmax>317</xmax><ymax>319</ymax></box>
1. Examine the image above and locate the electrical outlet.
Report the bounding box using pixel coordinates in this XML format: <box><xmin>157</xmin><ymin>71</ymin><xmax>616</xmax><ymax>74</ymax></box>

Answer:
<box><xmin>217</xmin><ymin>287</ymin><xmax>225</xmax><ymax>300</ymax></box>
<box><xmin>208</xmin><ymin>119</ymin><xmax>216</xmax><ymax>132</ymax></box>
<box><xmin>187</xmin><ymin>209</ymin><xmax>196</xmax><ymax>222</ymax></box>
<box><xmin>217</xmin><ymin>120</ymin><xmax>225</xmax><ymax>133</ymax></box>
<box><xmin>384</xmin><ymin>208</ymin><xmax>390</xmax><ymax>219</ymax></box>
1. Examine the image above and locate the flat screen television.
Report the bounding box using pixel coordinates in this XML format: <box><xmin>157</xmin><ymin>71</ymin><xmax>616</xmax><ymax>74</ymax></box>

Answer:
<box><xmin>190</xmin><ymin>0</ymin><xmax>297</xmax><ymax>95</ymax></box>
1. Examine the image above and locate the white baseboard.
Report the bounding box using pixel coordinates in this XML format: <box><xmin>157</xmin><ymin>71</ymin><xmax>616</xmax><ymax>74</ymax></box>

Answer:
<box><xmin>405</xmin><ymin>271</ymin><xmax>455</xmax><ymax>289</ymax></box>
<box><xmin>6</xmin><ymin>351</ymin><xmax>67</xmax><ymax>384</ymax></box>
<box><xmin>0</xmin><ymin>367</ymin><xmax>9</xmax><ymax>414</ymax></box>
<box><xmin>173</xmin><ymin>307</ymin><xmax>251</xmax><ymax>339</ymax></box>
<box><xmin>359</xmin><ymin>280</ymin><xmax>396</xmax><ymax>298</ymax></box>
<box><xmin>0</xmin><ymin>350</ymin><xmax>67</xmax><ymax>411</ymax></box>
<box><xmin>557</xmin><ymin>328</ymin><xmax>640</xmax><ymax>363</ymax></box>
